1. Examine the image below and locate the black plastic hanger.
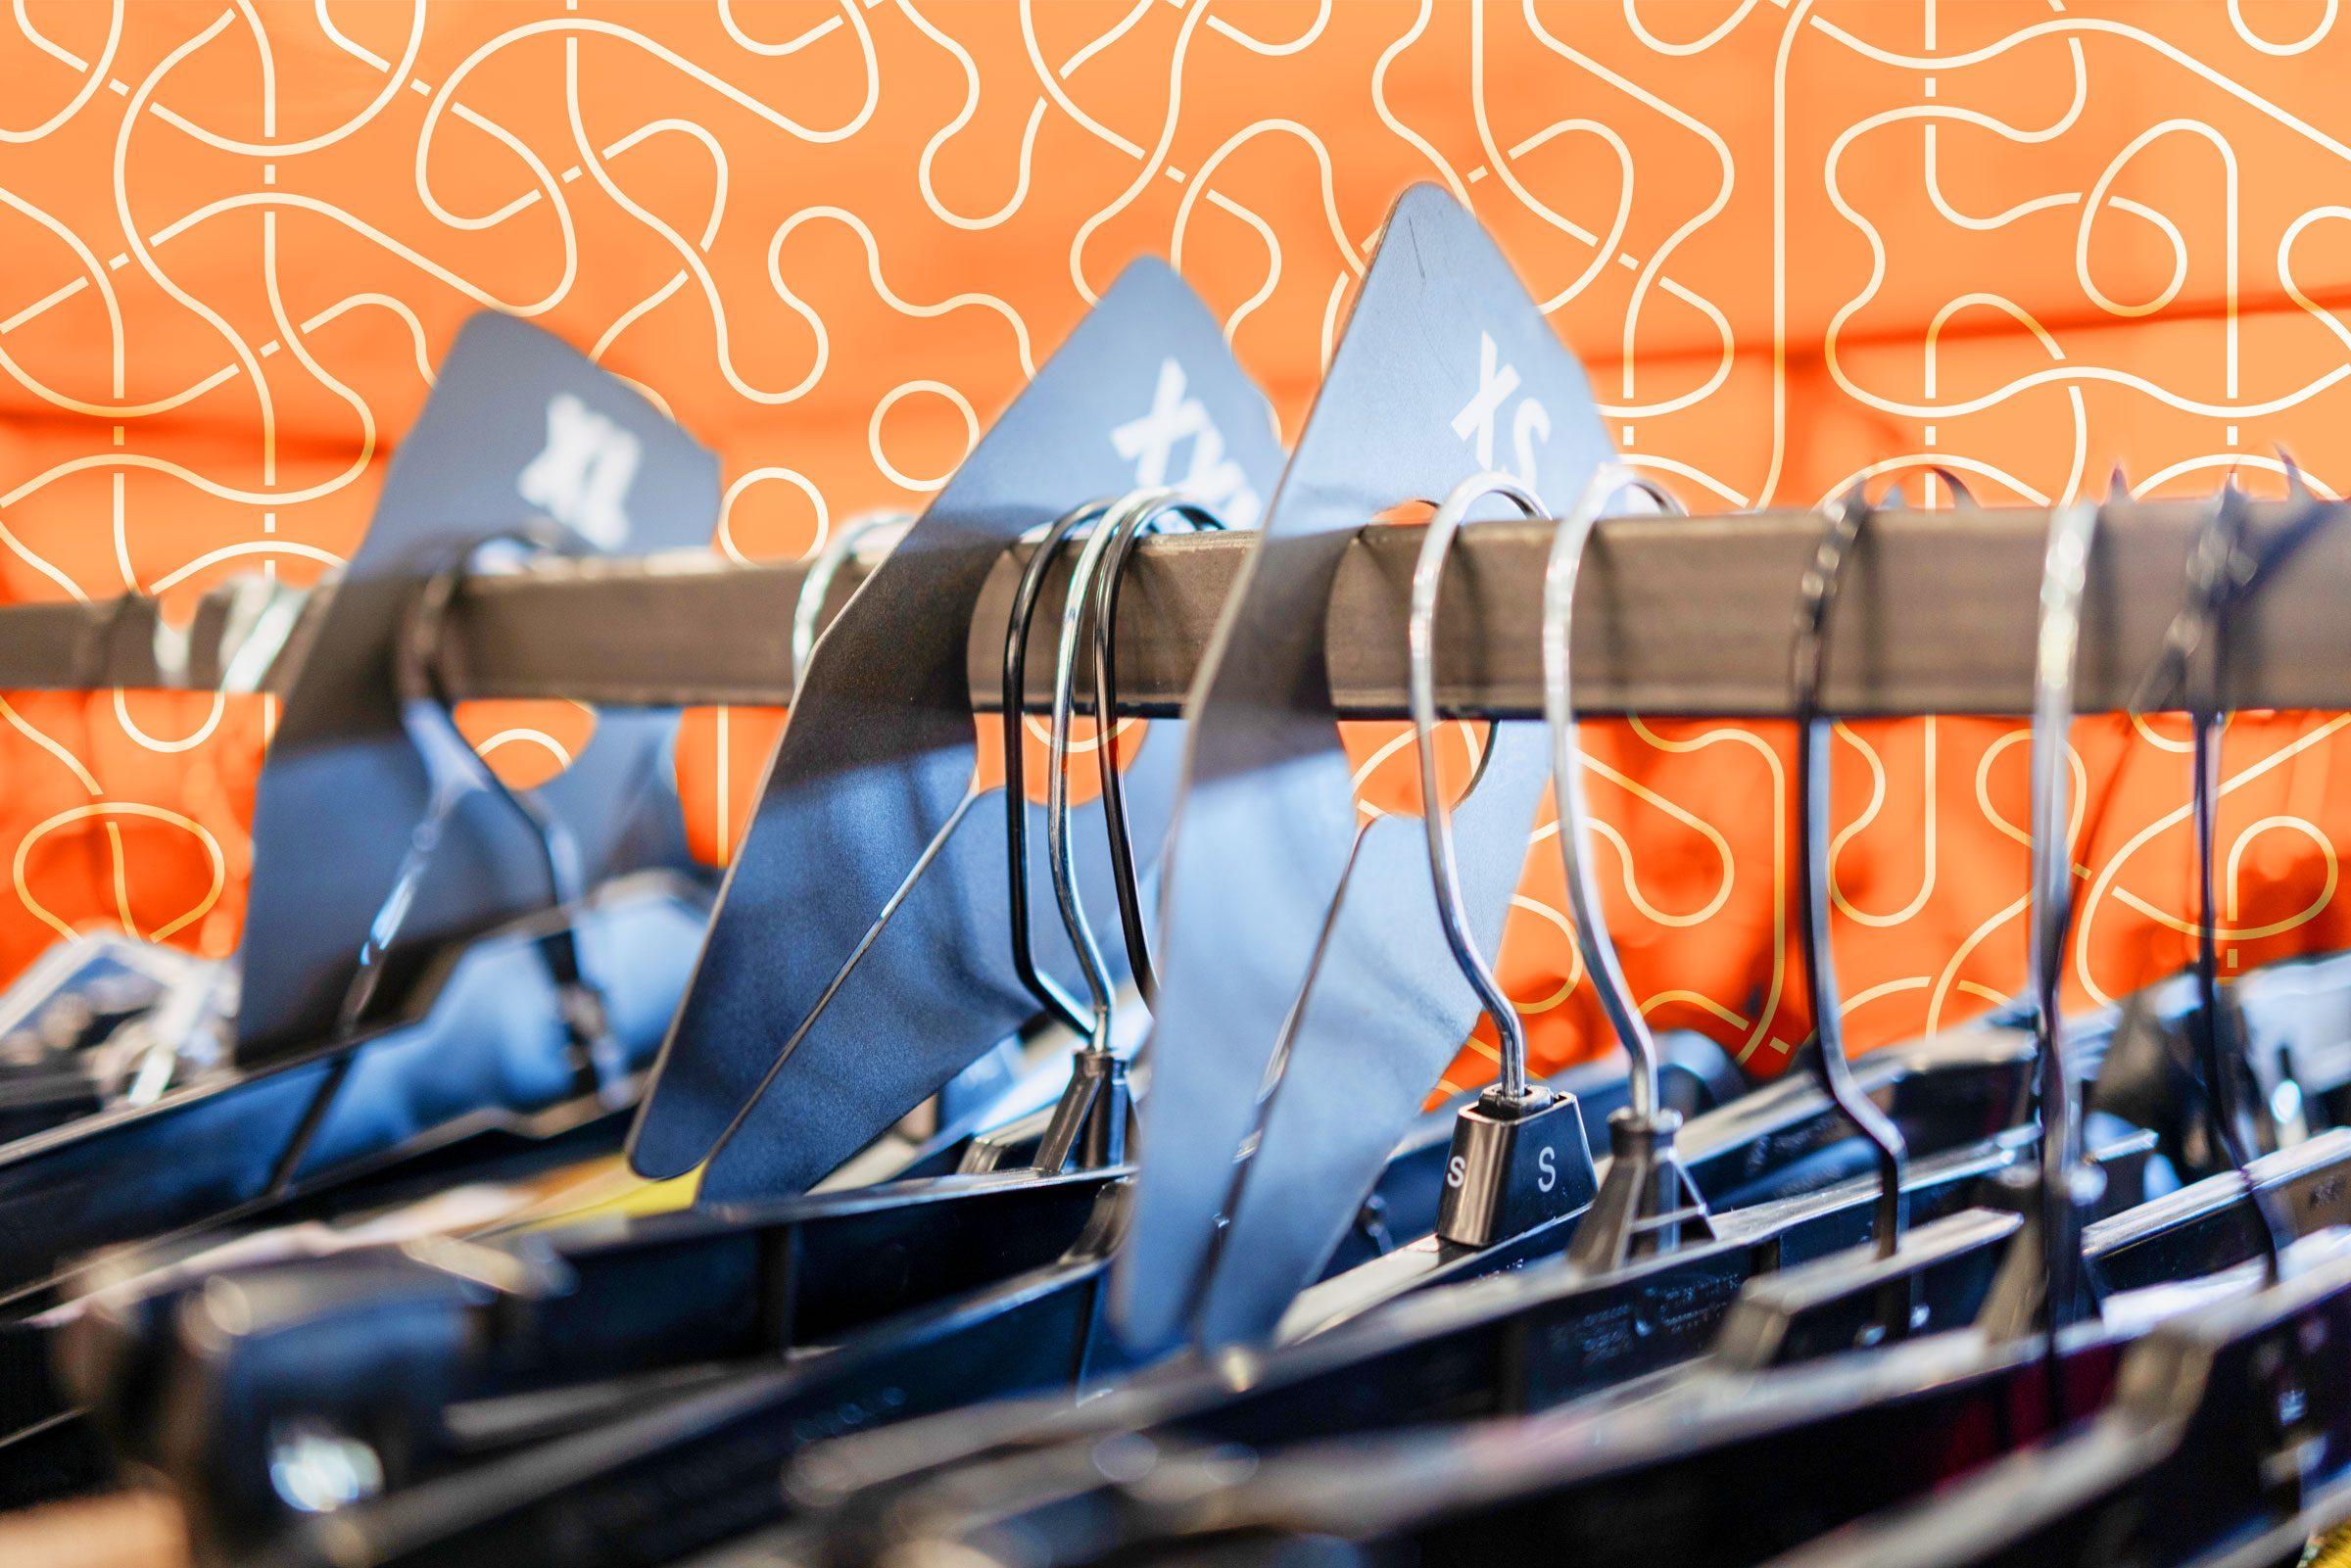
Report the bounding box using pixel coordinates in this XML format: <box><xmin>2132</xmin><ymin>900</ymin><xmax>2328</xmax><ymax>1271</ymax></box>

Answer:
<box><xmin>70</xmin><ymin>501</ymin><xmax>1179</xmax><ymax>1548</ymax></box>
<box><xmin>94</xmin><ymin>490</ymin><xmax>1548</xmax><ymax>1563</ymax></box>
<box><xmin>785</xmin><ymin>504</ymin><xmax>2351</xmax><ymax>1568</ymax></box>
<box><xmin>266</xmin><ymin>532</ymin><xmax>634</xmax><ymax>1200</ymax></box>
<box><xmin>0</xmin><ymin>316</ymin><xmax>727</xmax><ymax>1291</ymax></box>
<box><xmin>862</xmin><ymin>497</ymin><xmax>2351</xmax><ymax>1568</ymax></box>
<box><xmin>732</xmin><ymin>493</ymin><xmax>2184</xmax><ymax>1568</ymax></box>
<box><xmin>758</xmin><ymin>487</ymin><xmax>2351</xmax><ymax>1568</ymax></box>
<box><xmin>1752</xmin><ymin>1229</ymin><xmax>2351</xmax><ymax>1568</ymax></box>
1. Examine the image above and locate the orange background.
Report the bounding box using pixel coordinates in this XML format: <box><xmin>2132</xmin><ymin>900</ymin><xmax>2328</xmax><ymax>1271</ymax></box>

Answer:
<box><xmin>7</xmin><ymin>1</ymin><xmax>2351</xmax><ymax>1092</ymax></box>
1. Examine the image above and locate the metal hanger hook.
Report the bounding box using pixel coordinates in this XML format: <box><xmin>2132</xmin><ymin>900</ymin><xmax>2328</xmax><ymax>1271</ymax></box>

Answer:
<box><xmin>2016</xmin><ymin>498</ymin><xmax>2120</xmax><ymax>1412</ymax></box>
<box><xmin>1544</xmin><ymin>463</ymin><xmax>1681</xmax><ymax>1123</ymax></box>
<box><xmin>791</xmin><ymin>509</ymin><xmax>915</xmax><ymax>699</ymax></box>
<box><xmin>1046</xmin><ymin>488</ymin><xmax>1193</xmax><ymax>1055</ymax></box>
<box><xmin>1000</xmin><ymin>500</ymin><xmax>1116</xmax><ymax>1036</ymax></box>
<box><xmin>1409</xmin><ymin>471</ymin><xmax>1546</xmax><ymax>1103</ymax></box>
<box><xmin>1084</xmin><ymin>491</ymin><xmax>1231</xmax><ymax>1015</ymax></box>
<box><xmin>2026</xmin><ymin>501</ymin><xmax>2098</xmax><ymax>1197</ymax></box>
<box><xmin>2178</xmin><ymin>484</ymin><xmax>2296</xmax><ymax>1283</ymax></box>
<box><xmin>1791</xmin><ymin>486</ymin><xmax>1911</xmax><ymax>1259</ymax></box>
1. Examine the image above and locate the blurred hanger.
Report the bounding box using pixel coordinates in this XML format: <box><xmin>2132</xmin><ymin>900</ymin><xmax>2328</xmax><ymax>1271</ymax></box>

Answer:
<box><xmin>0</xmin><ymin>936</ymin><xmax>215</xmax><ymax>1141</ymax></box>
<box><xmin>2088</xmin><ymin>469</ymin><xmax>2351</xmax><ymax>1175</ymax></box>
<box><xmin>837</xmin><ymin>508</ymin><xmax>2351</xmax><ymax>1568</ymax></box>
<box><xmin>0</xmin><ymin>320</ymin><xmax>718</xmax><ymax>1306</ymax></box>
<box><xmin>2</xmin><ymin>583</ymin><xmax>709</xmax><ymax>1505</ymax></box>
<box><xmin>1790</xmin><ymin>490</ymin><xmax>1911</xmax><ymax>1259</ymax></box>
<box><xmin>2178</xmin><ymin>485</ymin><xmax>2307</xmax><ymax>1241</ymax></box>
<box><xmin>265</xmin><ymin>533</ymin><xmax>631</xmax><ymax>1200</ymax></box>
<box><xmin>1747</xmin><ymin>500</ymin><xmax>2351</xmax><ymax>1568</ymax></box>
<box><xmin>239</xmin><ymin>316</ymin><xmax>717</xmax><ymax>1064</ymax></box>
<box><xmin>92</xmin><ymin>506</ymin><xmax>1217</xmax><ymax>1550</ymax></box>
<box><xmin>1085</xmin><ymin>494</ymin><xmax>1229</xmax><ymax>1009</ymax></box>
<box><xmin>1707</xmin><ymin>491</ymin><xmax>2037</xmax><ymax>1368</ymax></box>
<box><xmin>1717</xmin><ymin>486</ymin><xmax>2327</xmax><ymax>1370</ymax></box>
<box><xmin>791</xmin><ymin>512</ymin><xmax>914</xmax><ymax>699</ymax></box>
<box><xmin>0</xmin><ymin>575</ymin><xmax>309</xmax><ymax>1138</ymax></box>
<box><xmin>744</xmin><ymin>512</ymin><xmax>2162</xmax><ymax>1568</ymax></box>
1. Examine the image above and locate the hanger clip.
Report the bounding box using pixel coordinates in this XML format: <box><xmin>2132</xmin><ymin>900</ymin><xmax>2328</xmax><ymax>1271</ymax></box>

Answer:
<box><xmin>1561</xmin><ymin>1107</ymin><xmax>1715</xmax><ymax>1274</ymax></box>
<box><xmin>1433</xmin><ymin>1084</ymin><xmax>1595</xmax><ymax>1249</ymax></box>
<box><xmin>1975</xmin><ymin>1161</ymin><xmax>2108</xmax><ymax>1342</ymax></box>
<box><xmin>1031</xmin><ymin>1049</ymin><xmax>1134</xmax><ymax>1174</ymax></box>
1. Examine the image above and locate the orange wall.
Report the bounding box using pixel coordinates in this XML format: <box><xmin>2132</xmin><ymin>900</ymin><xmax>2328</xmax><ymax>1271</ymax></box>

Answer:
<box><xmin>7</xmin><ymin>2</ymin><xmax>2351</xmax><ymax>1089</ymax></box>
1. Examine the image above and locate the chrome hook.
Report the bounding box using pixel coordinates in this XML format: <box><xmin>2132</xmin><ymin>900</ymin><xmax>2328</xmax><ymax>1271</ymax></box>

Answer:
<box><xmin>1790</xmin><ymin>488</ymin><xmax>1910</xmax><ymax>1259</ymax></box>
<box><xmin>1045</xmin><ymin>489</ymin><xmax>1190</xmax><ymax>1055</ymax></box>
<box><xmin>1023</xmin><ymin>489</ymin><xmax>1199</xmax><ymax>1172</ymax></box>
<box><xmin>2025</xmin><ymin>500</ymin><xmax>2099</xmax><ymax>1278</ymax></box>
<box><xmin>2174</xmin><ymin>486</ymin><xmax>2296</xmax><ymax>1285</ymax></box>
<box><xmin>1543</xmin><ymin>464</ymin><xmax>1682</xmax><ymax>1123</ymax></box>
<box><xmin>1407</xmin><ymin>472</ymin><xmax>1544</xmax><ymax>1102</ymax></box>
<box><xmin>1083</xmin><ymin>493</ymin><xmax>1231</xmax><ymax>1014</ymax></box>
<box><xmin>962</xmin><ymin>498</ymin><xmax>1128</xmax><ymax>1176</ymax></box>
<box><xmin>1546</xmin><ymin>466</ymin><xmax>1714</xmax><ymax>1274</ymax></box>
<box><xmin>996</xmin><ymin>501</ymin><xmax>1114</xmax><ymax>1037</ymax></box>
<box><xmin>1413</xmin><ymin>471</ymin><xmax>1607</xmax><ymax>1257</ymax></box>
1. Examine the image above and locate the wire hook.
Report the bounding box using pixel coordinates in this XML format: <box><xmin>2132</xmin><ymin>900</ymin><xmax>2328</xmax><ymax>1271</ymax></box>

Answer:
<box><xmin>1544</xmin><ymin>463</ymin><xmax>1683</xmax><ymax>1122</ymax></box>
<box><xmin>1790</xmin><ymin>487</ymin><xmax>1910</xmax><ymax>1259</ymax></box>
<box><xmin>1407</xmin><ymin>472</ymin><xmax>1546</xmax><ymax>1102</ymax></box>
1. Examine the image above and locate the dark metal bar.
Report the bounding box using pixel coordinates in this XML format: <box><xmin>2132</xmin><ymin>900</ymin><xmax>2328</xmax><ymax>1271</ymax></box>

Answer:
<box><xmin>3</xmin><ymin>500</ymin><xmax>2345</xmax><ymax>719</ymax></box>
<box><xmin>0</xmin><ymin>590</ymin><xmax>317</xmax><ymax>695</ymax></box>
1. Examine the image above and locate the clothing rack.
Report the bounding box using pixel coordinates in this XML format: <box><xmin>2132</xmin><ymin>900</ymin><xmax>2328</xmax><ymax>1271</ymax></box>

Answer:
<box><xmin>5</xmin><ymin>497</ymin><xmax>2342</xmax><ymax>719</ymax></box>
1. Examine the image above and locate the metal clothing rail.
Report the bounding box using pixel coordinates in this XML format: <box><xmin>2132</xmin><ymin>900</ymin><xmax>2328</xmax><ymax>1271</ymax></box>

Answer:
<box><xmin>4</xmin><ymin>499</ymin><xmax>2346</xmax><ymax>719</ymax></box>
